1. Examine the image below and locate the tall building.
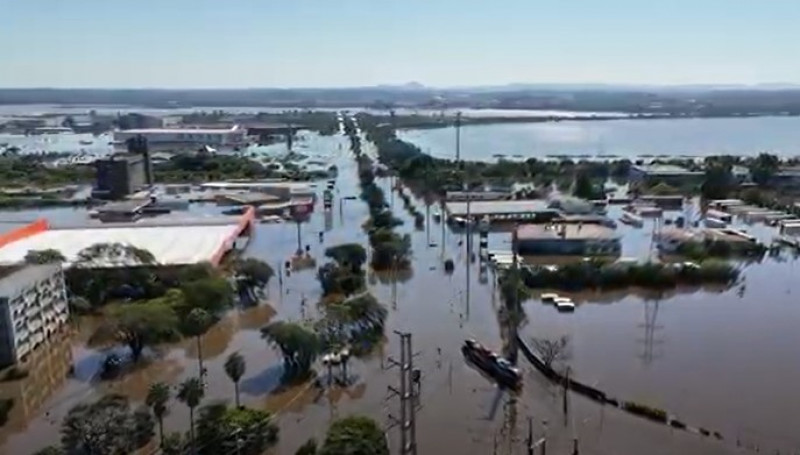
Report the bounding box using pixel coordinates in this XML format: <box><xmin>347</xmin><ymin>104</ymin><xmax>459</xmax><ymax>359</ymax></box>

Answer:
<box><xmin>92</xmin><ymin>153</ymin><xmax>147</xmax><ymax>200</ymax></box>
<box><xmin>0</xmin><ymin>264</ymin><xmax>70</xmax><ymax>366</ymax></box>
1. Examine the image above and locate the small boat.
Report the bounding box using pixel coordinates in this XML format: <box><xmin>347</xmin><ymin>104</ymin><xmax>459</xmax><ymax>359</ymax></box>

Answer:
<box><xmin>541</xmin><ymin>293</ymin><xmax>560</xmax><ymax>303</ymax></box>
<box><xmin>79</xmin><ymin>140</ymin><xmax>93</xmax><ymax>145</ymax></box>
<box><xmin>620</xmin><ymin>211</ymin><xmax>644</xmax><ymax>227</ymax></box>
<box><xmin>555</xmin><ymin>297</ymin><xmax>575</xmax><ymax>312</ymax></box>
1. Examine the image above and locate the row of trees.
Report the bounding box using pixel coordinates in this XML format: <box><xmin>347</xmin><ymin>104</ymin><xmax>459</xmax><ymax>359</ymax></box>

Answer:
<box><xmin>347</xmin><ymin>127</ymin><xmax>413</xmax><ymax>271</ymax></box>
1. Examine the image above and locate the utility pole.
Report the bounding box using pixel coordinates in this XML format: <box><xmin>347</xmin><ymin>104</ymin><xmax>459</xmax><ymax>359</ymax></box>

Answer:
<box><xmin>387</xmin><ymin>331</ymin><xmax>419</xmax><ymax>455</ymax></box>
<box><xmin>455</xmin><ymin>111</ymin><xmax>462</xmax><ymax>161</ymax></box>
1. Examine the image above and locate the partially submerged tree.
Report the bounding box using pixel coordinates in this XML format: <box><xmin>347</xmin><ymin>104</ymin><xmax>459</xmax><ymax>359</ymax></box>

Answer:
<box><xmin>177</xmin><ymin>377</ymin><xmax>205</xmax><ymax>453</ymax></box>
<box><xmin>224</xmin><ymin>351</ymin><xmax>246</xmax><ymax>407</ymax></box>
<box><xmin>324</xmin><ymin>243</ymin><xmax>367</xmax><ymax>273</ymax></box>
<box><xmin>146</xmin><ymin>382</ymin><xmax>171</xmax><ymax>448</ymax></box>
<box><xmin>320</xmin><ymin>416</ymin><xmax>389</xmax><ymax>455</ymax></box>
<box><xmin>261</xmin><ymin>321</ymin><xmax>321</xmax><ymax>380</ymax></box>
<box><xmin>195</xmin><ymin>403</ymin><xmax>278</xmax><ymax>455</ymax></box>
<box><xmin>93</xmin><ymin>300</ymin><xmax>180</xmax><ymax>362</ymax></box>
<box><xmin>234</xmin><ymin>258</ymin><xmax>274</xmax><ymax>304</ymax></box>
<box><xmin>185</xmin><ymin>308</ymin><xmax>213</xmax><ymax>375</ymax></box>
<box><xmin>60</xmin><ymin>394</ymin><xmax>154</xmax><ymax>455</ymax></box>
<box><xmin>180</xmin><ymin>276</ymin><xmax>234</xmax><ymax>315</ymax></box>
<box><xmin>24</xmin><ymin>249</ymin><xmax>65</xmax><ymax>264</ymax></box>
<box><xmin>295</xmin><ymin>438</ymin><xmax>318</xmax><ymax>455</ymax></box>
<box><xmin>531</xmin><ymin>336</ymin><xmax>571</xmax><ymax>369</ymax></box>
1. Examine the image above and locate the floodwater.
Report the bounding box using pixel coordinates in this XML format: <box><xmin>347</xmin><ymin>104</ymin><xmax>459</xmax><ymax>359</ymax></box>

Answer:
<box><xmin>399</xmin><ymin>116</ymin><xmax>800</xmax><ymax>160</ymax></box>
<box><xmin>0</xmin><ymin>126</ymin><xmax>787</xmax><ymax>454</ymax></box>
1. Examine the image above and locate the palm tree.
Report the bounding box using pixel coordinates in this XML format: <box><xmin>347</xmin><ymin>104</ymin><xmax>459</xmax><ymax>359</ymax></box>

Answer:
<box><xmin>186</xmin><ymin>308</ymin><xmax>212</xmax><ymax>376</ymax></box>
<box><xmin>224</xmin><ymin>352</ymin><xmax>246</xmax><ymax>407</ymax></box>
<box><xmin>146</xmin><ymin>382</ymin><xmax>170</xmax><ymax>447</ymax></box>
<box><xmin>177</xmin><ymin>377</ymin><xmax>205</xmax><ymax>452</ymax></box>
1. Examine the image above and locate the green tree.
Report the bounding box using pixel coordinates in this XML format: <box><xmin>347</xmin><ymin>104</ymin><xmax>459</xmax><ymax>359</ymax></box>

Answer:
<box><xmin>23</xmin><ymin>249</ymin><xmax>65</xmax><ymax>264</ymax></box>
<box><xmin>749</xmin><ymin>152</ymin><xmax>780</xmax><ymax>186</ymax></box>
<box><xmin>224</xmin><ymin>351</ymin><xmax>247</xmax><ymax>407</ymax></box>
<box><xmin>573</xmin><ymin>170</ymin><xmax>599</xmax><ymax>200</ymax></box>
<box><xmin>180</xmin><ymin>276</ymin><xmax>234</xmax><ymax>315</ymax></box>
<box><xmin>185</xmin><ymin>308</ymin><xmax>213</xmax><ymax>376</ymax></box>
<box><xmin>261</xmin><ymin>321</ymin><xmax>321</xmax><ymax>380</ymax></box>
<box><xmin>76</xmin><ymin>242</ymin><xmax>156</xmax><ymax>267</ymax></box>
<box><xmin>195</xmin><ymin>403</ymin><xmax>278</xmax><ymax>455</ymax></box>
<box><xmin>324</xmin><ymin>243</ymin><xmax>367</xmax><ymax>273</ymax></box>
<box><xmin>33</xmin><ymin>447</ymin><xmax>65</xmax><ymax>455</ymax></box>
<box><xmin>233</xmin><ymin>258</ymin><xmax>274</xmax><ymax>305</ymax></box>
<box><xmin>320</xmin><ymin>416</ymin><xmax>389</xmax><ymax>455</ymax></box>
<box><xmin>177</xmin><ymin>377</ymin><xmax>205</xmax><ymax>453</ymax></box>
<box><xmin>701</xmin><ymin>164</ymin><xmax>734</xmax><ymax>200</ymax></box>
<box><xmin>60</xmin><ymin>394</ymin><xmax>154</xmax><ymax>455</ymax></box>
<box><xmin>93</xmin><ymin>301</ymin><xmax>180</xmax><ymax>362</ymax></box>
<box><xmin>146</xmin><ymin>382</ymin><xmax>171</xmax><ymax>448</ymax></box>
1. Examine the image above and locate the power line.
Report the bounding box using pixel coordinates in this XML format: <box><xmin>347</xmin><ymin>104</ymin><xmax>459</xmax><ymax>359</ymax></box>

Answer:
<box><xmin>386</xmin><ymin>330</ymin><xmax>421</xmax><ymax>455</ymax></box>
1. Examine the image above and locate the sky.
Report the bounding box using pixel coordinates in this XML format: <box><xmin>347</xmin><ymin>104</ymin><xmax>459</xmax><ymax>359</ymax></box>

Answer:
<box><xmin>1</xmin><ymin>0</ymin><xmax>800</xmax><ymax>88</ymax></box>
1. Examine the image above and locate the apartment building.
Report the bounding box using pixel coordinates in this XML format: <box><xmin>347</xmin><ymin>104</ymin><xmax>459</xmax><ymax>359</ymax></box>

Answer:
<box><xmin>0</xmin><ymin>264</ymin><xmax>70</xmax><ymax>366</ymax></box>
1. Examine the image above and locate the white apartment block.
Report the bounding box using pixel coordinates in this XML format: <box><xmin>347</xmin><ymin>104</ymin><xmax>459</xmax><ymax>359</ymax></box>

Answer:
<box><xmin>114</xmin><ymin>125</ymin><xmax>247</xmax><ymax>147</ymax></box>
<box><xmin>0</xmin><ymin>264</ymin><xmax>70</xmax><ymax>366</ymax></box>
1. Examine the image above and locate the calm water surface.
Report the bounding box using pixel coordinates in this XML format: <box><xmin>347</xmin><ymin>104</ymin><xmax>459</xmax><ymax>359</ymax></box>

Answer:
<box><xmin>399</xmin><ymin>116</ymin><xmax>800</xmax><ymax>160</ymax></box>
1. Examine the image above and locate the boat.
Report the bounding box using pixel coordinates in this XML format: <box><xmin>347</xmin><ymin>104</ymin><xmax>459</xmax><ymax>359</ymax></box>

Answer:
<box><xmin>461</xmin><ymin>339</ymin><xmax>522</xmax><ymax>389</ymax></box>
<box><xmin>620</xmin><ymin>211</ymin><xmax>644</xmax><ymax>227</ymax></box>
<box><xmin>79</xmin><ymin>140</ymin><xmax>93</xmax><ymax>145</ymax></box>
<box><xmin>554</xmin><ymin>297</ymin><xmax>576</xmax><ymax>312</ymax></box>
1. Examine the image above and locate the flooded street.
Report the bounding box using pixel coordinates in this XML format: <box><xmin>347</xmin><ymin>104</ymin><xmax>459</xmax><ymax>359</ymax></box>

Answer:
<box><xmin>0</xmin><ymin>124</ymin><xmax>796</xmax><ymax>454</ymax></box>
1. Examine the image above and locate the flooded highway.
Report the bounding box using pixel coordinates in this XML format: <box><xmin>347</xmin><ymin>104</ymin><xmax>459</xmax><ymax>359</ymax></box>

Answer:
<box><xmin>0</xmin><ymin>126</ymin><xmax>794</xmax><ymax>454</ymax></box>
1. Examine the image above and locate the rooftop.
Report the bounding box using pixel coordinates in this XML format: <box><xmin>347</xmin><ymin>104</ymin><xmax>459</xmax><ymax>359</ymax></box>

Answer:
<box><xmin>632</xmin><ymin>164</ymin><xmax>703</xmax><ymax>176</ymax></box>
<box><xmin>115</xmin><ymin>125</ymin><xmax>242</xmax><ymax>135</ymax></box>
<box><xmin>0</xmin><ymin>210</ymin><xmax>254</xmax><ymax>268</ymax></box>
<box><xmin>516</xmin><ymin>223</ymin><xmax>618</xmax><ymax>241</ymax></box>
<box><xmin>0</xmin><ymin>264</ymin><xmax>61</xmax><ymax>299</ymax></box>
<box><xmin>446</xmin><ymin>200</ymin><xmax>549</xmax><ymax>217</ymax></box>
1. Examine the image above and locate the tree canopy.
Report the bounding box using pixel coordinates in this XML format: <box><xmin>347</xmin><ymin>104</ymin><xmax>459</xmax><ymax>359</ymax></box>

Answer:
<box><xmin>195</xmin><ymin>403</ymin><xmax>278</xmax><ymax>455</ymax></box>
<box><xmin>24</xmin><ymin>249</ymin><xmax>65</xmax><ymax>264</ymax></box>
<box><xmin>59</xmin><ymin>394</ymin><xmax>154</xmax><ymax>455</ymax></box>
<box><xmin>261</xmin><ymin>321</ymin><xmax>321</xmax><ymax>379</ymax></box>
<box><xmin>320</xmin><ymin>416</ymin><xmax>389</xmax><ymax>455</ymax></box>
<box><xmin>94</xmin><ymin>300</ymin><xmax>180</xmax><ymax>362</ymax></box>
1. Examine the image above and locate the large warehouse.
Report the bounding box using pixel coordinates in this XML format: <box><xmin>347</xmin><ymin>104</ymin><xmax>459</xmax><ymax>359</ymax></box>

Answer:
<box><xmin>0</xmin><ymin>208</ymin><xmax>254</xmax><ymax>268</ymax></box>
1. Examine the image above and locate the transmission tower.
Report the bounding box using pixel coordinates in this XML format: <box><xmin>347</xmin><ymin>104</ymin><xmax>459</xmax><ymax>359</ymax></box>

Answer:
<box><xmin>387</xmin><ymin>331</ymin><xmax>420</xmax><ymax>454</ymax></box>
<box><xmin>638</xmin><ymin>299</ymin><xmax>664</xmax><ymax>365</ymax></box>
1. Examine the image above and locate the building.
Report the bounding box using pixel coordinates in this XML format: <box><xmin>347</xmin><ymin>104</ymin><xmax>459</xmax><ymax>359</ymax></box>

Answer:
<box><xmin>628</xmin><ymin>164</ymin><xmax>704</xmax><ymax>186</ymax></box>
<box><xmin>0</xmin><ymin>264</ymin><xmax>70</xmax><ymax>366</ymax></box>
<box><xmin>0</xmin><ymin>208</ymin><xmax>255</xmax><ymax>268</ymax></box>
<box><xmin>514</xmin><ymin>224</ymin><xmax>621</xmax><ymax>256</ymax></box>
<box><xmin>113</xmin><ymin>125</ymin><xmax>247</xmax><ymax>148</ymax></box>
<box><xmin>93</xmin><ymin>154</ymin><xmax>147</xmax><ymax>200</ymax></box>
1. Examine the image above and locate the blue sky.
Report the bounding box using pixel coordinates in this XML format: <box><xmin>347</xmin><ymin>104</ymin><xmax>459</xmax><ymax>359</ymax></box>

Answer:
<box><xmin>1</xmin><ymin>0</ymin><xmax>799</xmax><ymax>88</ymax></box>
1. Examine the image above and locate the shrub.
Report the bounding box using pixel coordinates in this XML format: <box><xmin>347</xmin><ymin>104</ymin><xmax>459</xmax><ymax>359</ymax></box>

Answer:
<box><xmin>669</xmin><ymin>419</ymin><xmax>687</xmax><ymax>429</ymax></box>
<box><xmin>623</xmin><ymin>401</ymin><xmax>668</xmax><ymax>423</ymax></box>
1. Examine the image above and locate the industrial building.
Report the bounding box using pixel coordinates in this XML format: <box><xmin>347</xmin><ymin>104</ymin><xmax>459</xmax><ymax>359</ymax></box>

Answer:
<box><xmin>514</xmin><ymin>224</ymin><xmax>621</xmax><ymax>256</ymax></box>
<box><xmin>92</xmin><ymin>154</ymin><xmax>148</xmax><ymax>200</ymax></box>
<box><xmin>0</xmin><ymin>264</ymin><xmax>70</xmax><ymax>366</ymax></box>
<box><xmin>0</xmin><ymin>208</ymin><xmax>255</xmax><ymax>268</ymax></box>
<box><xmin>113</xmin><ymin>125</ymin><xmax>247</xmax><ymax>148</ymax></box>
<box><xmin>628</xmin><ymin>164</ymin><xmax>704</xmax><ymax>186</ymax></box>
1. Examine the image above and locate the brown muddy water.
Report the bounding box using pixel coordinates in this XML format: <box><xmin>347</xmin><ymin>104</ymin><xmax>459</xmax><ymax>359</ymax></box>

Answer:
<box><xmin>0</xmin><ymin>130</ymin><xmax>790</xmax><ymax>454</ymax></box>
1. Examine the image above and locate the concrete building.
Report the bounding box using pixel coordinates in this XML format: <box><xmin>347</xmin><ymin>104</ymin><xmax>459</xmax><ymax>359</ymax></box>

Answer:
<box><xmin>514</xmin><ymin>224</ymin><xmax>621</xmax><ymax>256</ymax></box>
<box><xmin>0</xmin><ymin>264</ymin><xmax>70</xmax><ymax>366</ymax></box>
<box><xmin>629</xmin><ymin>164</ymin><xmax>704</xmax><ymax>186</ymax></box>
<box><xmin>93</xmin><ymin>154</ymin><xmax>147</xmax><ymax>200</ymax></box>
<box><xmin>114</xmin><ymin>125</ymin><xmax>247</xmax><ymax>148</ymax></box>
